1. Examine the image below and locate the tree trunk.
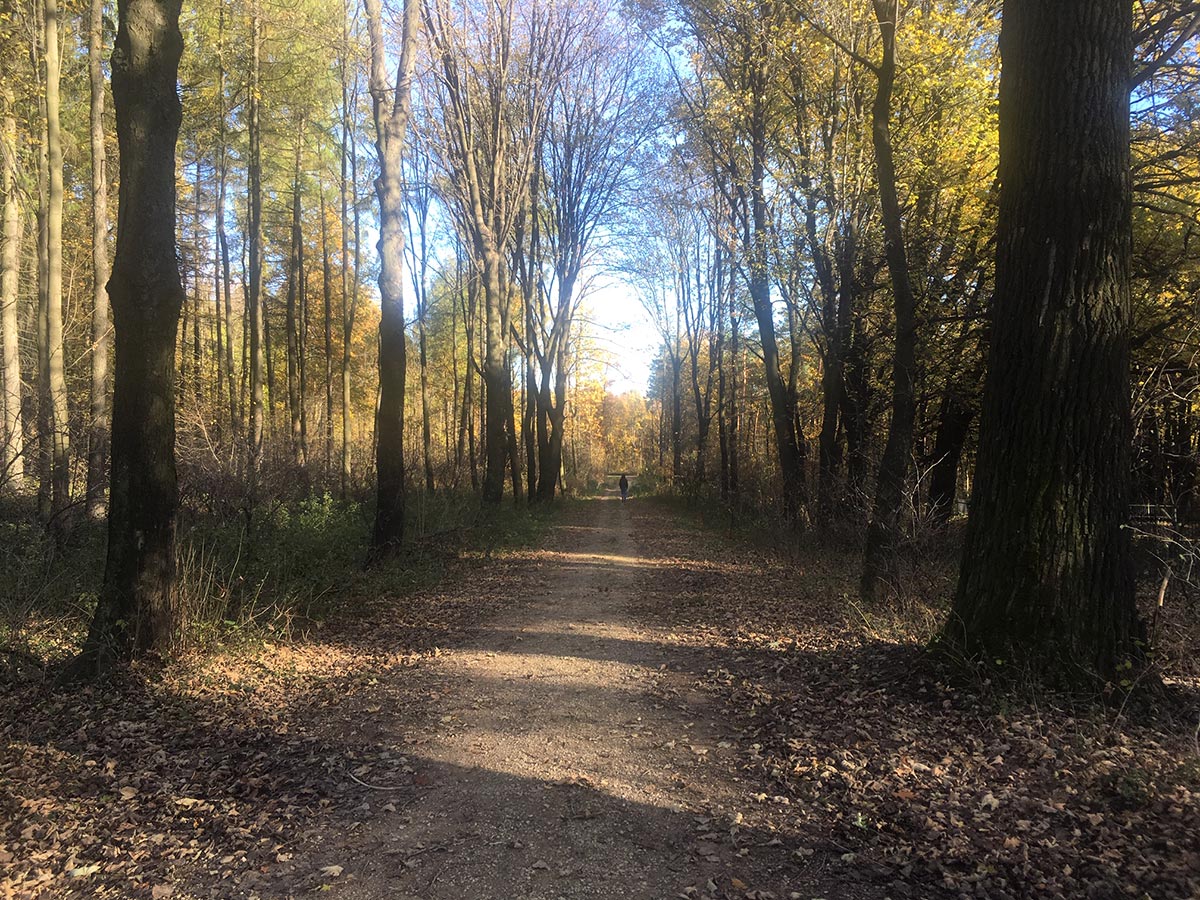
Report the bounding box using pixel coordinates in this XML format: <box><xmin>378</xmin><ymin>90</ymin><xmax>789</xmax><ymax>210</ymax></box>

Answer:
<box><xmin>338</xmin><ymin>13</ymin><xmax>359</xmax><ymax>499</ymax></box>
<box><xmin>481</xmin><ymin>247</ymin><xmax>509</xmax><ymax>504</ymax></box>
<box><xmin>748</xmin><ymin>92</ymin><xmax>804</xmax><ymax>521</ymax></box>
<box><xmin>927</xmin><ymin>392</ymin><xmax>973</xmax><ymax>526</ymax></box>
<box><xmin>418</xmin><ymin>289</ymin><xmax>435</xmax><ymax>495</ymax></box>
<box><xmin>247</xmin><ymin>0</ymin><xmax>265</xmax><ymax>497</ymax></box>
<box><xmin>944</xmin><ymin>0</ymin><xmax>1142</xmax><ymax>684</ymax></box>
<box><xmin>321</xmin><ymin>187</ymin><xmax>334</xmax><ymax>478</ymax></box>
<box><xmin>35</xmin><ymin>10</ymin><xmax>50</xmax><ymax>522</ymax></box>
<box><xmin>44</xmin><ymin>0</ymin><xmax>70</xmax><ymax>527</ymax></box>
<box><xmin>364</xmin><ymin>0</ymin><xmax>418</xmax><ymax>553</ymax></box>
<box><xmin>1</xmin><ymin>89</ymin><xmax>22</xmax><ymax>487</ymax></box>
<box><xmin>215</xmin><ymin>0</ymin><xmax>238</xmax><ymax>444</ymax></box>
<box><xmin>286</xmin><ymin>136</ymin><xmax>305</xmax><ymax>467</ymax></box>
<box><xmin>78</xmin><ymin>0</ymin><xmax>184</xmax><ymax>672</ymax></box>
<box><xmin>861</xmin><ymin>0</ymin><xmax>919</xmax><ymax>602</ymax></box>
<box><xmin>85</xmin><ymin>0</ymin><xmax>110</xmax><ymax>516</ymax></box>
<box><xmin>190</xmin><ymin>165</ymin><xmax>201</xmax><ymax>405</ymax></box>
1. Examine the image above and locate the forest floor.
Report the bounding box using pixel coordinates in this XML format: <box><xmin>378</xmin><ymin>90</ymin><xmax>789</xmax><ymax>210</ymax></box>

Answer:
<box><xmin>3</xmin><ymin>495</ymin><xmax>1199</xmax><ymax>899</ymax></box>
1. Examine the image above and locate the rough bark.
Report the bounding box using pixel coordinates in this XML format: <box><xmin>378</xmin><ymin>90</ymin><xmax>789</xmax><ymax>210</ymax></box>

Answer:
<box><xmin>78</xmin><ymin>0</ymin><xmax>185</xmax><ymax>672</ymax></box>
<box><xmin>944</xmin><ymin>0</ymin><xmax>1142</xmax><ymax>684</ymax></box>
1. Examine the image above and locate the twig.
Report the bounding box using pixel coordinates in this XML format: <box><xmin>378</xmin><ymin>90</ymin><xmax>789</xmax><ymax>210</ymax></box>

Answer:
<box><xmin>346</xmin><ymin>767</ymin><xmax>411</xmax><ymax>791</ymax></box>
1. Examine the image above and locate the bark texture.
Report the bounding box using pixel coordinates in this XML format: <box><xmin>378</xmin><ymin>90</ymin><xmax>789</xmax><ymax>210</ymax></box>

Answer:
<box><xmin>945</xmin><ymin>0</ymin><xmax>1142</xmax><ymax>684</ymax></box>
<box><xmin>80</xmin><ymin>0</ymin><xmax>185</xmax><ymax>669</ymax></box>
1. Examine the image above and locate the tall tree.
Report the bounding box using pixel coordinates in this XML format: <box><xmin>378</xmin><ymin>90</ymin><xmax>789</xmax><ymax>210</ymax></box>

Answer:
<box><xmin>44</xmin><ymin>0</ymin><xmax>69</xmax><ymax>525</ymax></box>
<box><xmin>0</xmin><ymin>82</ymin><xmax>20</xmax><ymax>487</ymax></box>
<box><xmin>860</xmin><ymin>0</ymin><xmax>919</xmax><ymax>602</ymax></box>
<box><xmin>944</xmin><ymin>0</ymin><xmax>1142</xmax><ymax>684</ymax></box>
<box><xmin>77</xmin><ymin>0</ymin><xmax>185</xmax><ymax>672</ymax></box>
<box><xmin>86</xmin><ymin>0</ymin><xmax>111</xmax><ymax>517</ymax></box>
<box><xmin>364</xmin><ymin>0</ymin><xmax>418</xmax><ymax>552</ymax></box>
<box><xmin>247</xmin><ymin>0</ymin><xmax>265</xmax><ymax>495</ymax></box>
<box><xmin>424</xmin><ymin>0</ymin><xmax>563</xmax><ymax>504</ymax></box>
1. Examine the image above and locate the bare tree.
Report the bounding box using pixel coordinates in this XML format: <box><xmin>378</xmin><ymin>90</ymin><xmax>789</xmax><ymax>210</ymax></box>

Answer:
<box><xmin>423</xmin><ymin>0</ymin><xmax>565</xmax><ymax>503</ymax></box>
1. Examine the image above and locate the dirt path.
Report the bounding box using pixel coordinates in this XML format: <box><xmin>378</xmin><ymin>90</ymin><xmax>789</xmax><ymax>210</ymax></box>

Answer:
<box><xmin>320</xmin><ymin>496</ymin><xmax>857</xmax><ymax>900</ymax></box>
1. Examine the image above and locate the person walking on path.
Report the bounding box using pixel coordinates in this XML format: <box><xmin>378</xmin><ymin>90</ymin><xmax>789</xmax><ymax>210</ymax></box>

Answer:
<box><xmin>619</xmin><ymin>474</ymin><xmax>629</xmax><ymax>502</ymax></box>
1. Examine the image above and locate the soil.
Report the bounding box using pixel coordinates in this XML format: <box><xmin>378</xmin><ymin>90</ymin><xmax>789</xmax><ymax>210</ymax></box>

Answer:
<box><xmin>324</xmin><ymin>494</ymin><xmax>867</xmax><ymax>900</ymax></box>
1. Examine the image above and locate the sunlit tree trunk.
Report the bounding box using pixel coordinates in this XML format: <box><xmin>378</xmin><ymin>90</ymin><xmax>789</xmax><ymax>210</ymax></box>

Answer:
<box><xmin>85</xmin><ymin>0</ymin><xmax>110</xmax><ymax>517</ymax></box>
<box><xmin>1</xmin><ymin>87</ymin><xmax>22</xmax><ymax>487</ymax></box>
<box><xmin>44</xmin><ymin>0</ymin><xmax>70</xmax><ymax>527</ymax></box>
<box><xmin>364</xmin><ymin>0</ymin><xmax>418</xmax><ymax>552</ymax></box>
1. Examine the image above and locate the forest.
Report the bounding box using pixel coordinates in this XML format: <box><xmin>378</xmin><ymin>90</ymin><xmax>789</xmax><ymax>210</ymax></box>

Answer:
<box><xmin>1</xmin><ymin>0</ymin><xmax>1199</xmax><ymax>898</ymax></box>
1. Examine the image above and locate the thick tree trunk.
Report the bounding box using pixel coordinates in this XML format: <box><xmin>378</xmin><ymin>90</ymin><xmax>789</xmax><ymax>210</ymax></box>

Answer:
<box><xmin>86</xmin><ymin>0</ymin><xmax>110</xmax><ymax>517</ymax></box>
<box><xmin>944</xmin><ymin>0</ymin><xmax>1142</xmax><ymax>684</ymax></box>
<box><xmin>79</xmin><ymin>0</ymin><xmax>184</xmax><ymax>672</ymax></box>
<box><xmin>1</xmin><ymin>92</ymin><xmax>21</xmax><ymax>487</ymax></box>
<box><xmin>44</xmin><ymin>0</ymin><xmax>70</xmax><ymax>526</ymax></box>
<box><xmin>861</xmin><ymin>0</ymin><xmax>919</xmax><ymax>602</ymax></box>
<box><xmin>365</xmin><ymin>0</ymin><xmax>418</xmax><ymax>553</ymax></box>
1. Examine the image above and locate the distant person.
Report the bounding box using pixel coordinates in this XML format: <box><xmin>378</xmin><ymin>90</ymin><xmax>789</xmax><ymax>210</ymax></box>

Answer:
<box><xmin>619</xmin><ymin>474</ymin><xmax>629</xmax><ymax>502</ymax></box>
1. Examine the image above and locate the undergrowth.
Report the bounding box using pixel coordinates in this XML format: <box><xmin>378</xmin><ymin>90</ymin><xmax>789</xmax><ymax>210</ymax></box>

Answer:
<box><xmin>0</xmin><ymin>491</ymin><xmax>557</xmax><ymax>667</ymax></box>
